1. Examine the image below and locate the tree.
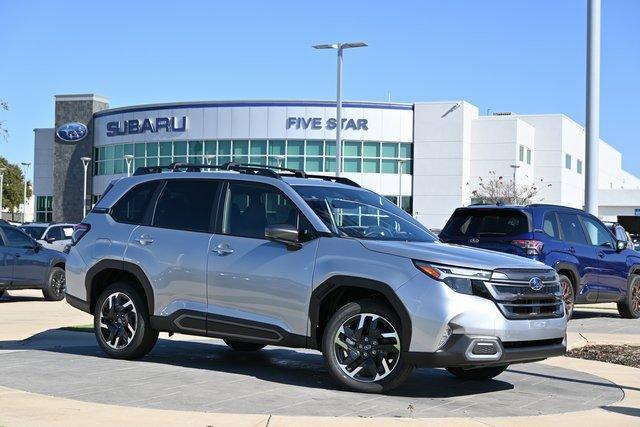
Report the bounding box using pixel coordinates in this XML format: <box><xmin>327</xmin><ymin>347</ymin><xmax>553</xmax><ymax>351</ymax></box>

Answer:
<box><xmin>0</xmin><ymin>156</ymin><xmax>32</xmax><ymax>219</ymax></box>
<box><xmin>0</xmin><ymin>99</ymin><xmax>8</xmax><ymax>142</ymax></box>
<box><xmin>468</xmin><ymin>171</ymin><xmax>552</xmax><ymax>205</ymax></box>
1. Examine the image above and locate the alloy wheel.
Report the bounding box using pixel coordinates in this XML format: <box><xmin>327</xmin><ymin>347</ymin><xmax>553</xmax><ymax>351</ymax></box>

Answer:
<box><xmin>632</xmin><ymin>281</ymin><xmax>640</xmax><ymax>314</ymax></box>
<box><xmin>50</xmin><ymin>270</ymin><xmax>66</xmax><ymax>298</ymax></box>
<box><xmin>561</xmin><ymin>280</ymin><xmax>574</xmax><ymax>318</ymax></box>
<box><xmin>333</xmin><ymin>313</ymin><xmax>401</xmax><ymax>382</ymax></box>
<box><xmin>99</xmin><ymin>292</ymin><xmax>138</xmax><ymax>350</ymax></box>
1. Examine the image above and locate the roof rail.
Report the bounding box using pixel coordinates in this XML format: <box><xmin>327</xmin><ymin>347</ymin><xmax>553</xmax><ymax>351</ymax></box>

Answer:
<box><xmin>132</xmin><ymin>162</ymin><xmax>361</xmax><ymax>187</ymax></box>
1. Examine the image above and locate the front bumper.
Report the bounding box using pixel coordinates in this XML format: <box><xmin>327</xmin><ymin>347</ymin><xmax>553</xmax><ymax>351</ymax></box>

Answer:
<box><xmin>404</xmin><ymin>334</ymin><xmax>566</xmax><ymax>368</ymax></box>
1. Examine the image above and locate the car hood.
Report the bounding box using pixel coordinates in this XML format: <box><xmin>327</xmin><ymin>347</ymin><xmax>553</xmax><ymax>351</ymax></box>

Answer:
<box><xmin>359</xmin><ymin>240</ymin><xmax>548</xmax><ymax>271</ymax></box>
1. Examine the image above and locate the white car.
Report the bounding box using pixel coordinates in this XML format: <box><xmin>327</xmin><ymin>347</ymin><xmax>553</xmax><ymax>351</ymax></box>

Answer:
<box><xmin>20</xmin><ymin>223</ymin><xmax>75</xmax><ymax>251</ymax></box>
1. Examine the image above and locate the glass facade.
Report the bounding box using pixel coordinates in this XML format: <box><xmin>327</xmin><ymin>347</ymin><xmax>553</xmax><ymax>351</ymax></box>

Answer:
<box><xmin>94</xmin><ymin>140</ymin><xmax>412</xmax><ymax>176</ymax></box>
<box><xmin>36</xmin><ymin>196</ymin><xmax>53</xmax><ymax>222</ymax></box>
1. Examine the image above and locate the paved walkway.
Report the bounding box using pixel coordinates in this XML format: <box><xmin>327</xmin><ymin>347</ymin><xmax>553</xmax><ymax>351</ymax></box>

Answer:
<box><xmin>0</xmin><ymin>290</ymin><xmax>638</xmax><ymax>426</ymax></box>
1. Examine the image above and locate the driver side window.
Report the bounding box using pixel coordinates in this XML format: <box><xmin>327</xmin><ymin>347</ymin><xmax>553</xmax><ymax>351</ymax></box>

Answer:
<box><xmin>581</xmin><ymin>216</ymin><xmax>614</xmax><ymax>248</ymax></box>
<box><xmin>2</xmin><ymin>227</ymin><xmax>34</xmax><ymax>248</ymax></box>
<box><xmin>221</xmin><ymin>182</ymin><xmax>315</xmax><ymax>241</ymax></box>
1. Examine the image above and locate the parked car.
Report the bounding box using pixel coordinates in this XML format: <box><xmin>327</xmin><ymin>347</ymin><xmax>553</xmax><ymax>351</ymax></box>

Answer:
<box><xmin>440</xmin><ymin>204</ymin><xmax>640</xmax><ymax>319</ymax></box>
<box><xmin>65</xmin><ymin>163</ymin><xmax>566</xmax><ymax>393</ymax></box>
<box><xmin>0</xmin><ymin>224</ymin><xmax>67</xmax><ymax>301</ymax></box>
<box><xmin>604</xmin><ymin>221</ymin><xmax>634</xmax><ymax>250</ymax></box>
<box><xmin>20</xmin><ymin>223</ymin><xmax>75</xmax><ymax>252</ymax></box>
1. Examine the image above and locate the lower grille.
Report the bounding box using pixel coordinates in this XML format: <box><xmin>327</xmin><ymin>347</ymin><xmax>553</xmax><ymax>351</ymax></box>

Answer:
<box><xmin>474</xmin><ymin>269</ymin><xmax>564</xmax><ymax>320</ymax></box>
<box><xmin>503</xmin><ymin>338</ymin><xmax>564</xmax><ymax>349</ymax></box>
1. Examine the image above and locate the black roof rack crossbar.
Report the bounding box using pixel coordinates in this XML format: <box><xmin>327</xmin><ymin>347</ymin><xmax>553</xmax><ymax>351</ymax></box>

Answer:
<box><xmin>132</xmin><ymin>162</ymin><xmax>360</xmax><ymax>187</ymax></box>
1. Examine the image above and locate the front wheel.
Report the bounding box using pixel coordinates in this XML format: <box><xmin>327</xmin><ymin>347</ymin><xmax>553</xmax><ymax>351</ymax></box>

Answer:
<box><xmin>42</xmin><ymin>267</ymin><xmax>66</xmax><ymax>301</ymax></box>
<box><xmin>559</xmin><ymin>274</ymin><xmax>575</xmax><ymax>319</ymax></box>
<box><xmin>618</xmin><ymin>274</ymin><xmax>640</xmax><ymax>319</ymax></box>
<box><xmin>94</xmin><ymin>282</ymin><xmax>158</xmax><ymax>359</ymax></box>
<box><xmin>446</xmin><ymin>365</ymin><xmax>509</xmax><ymax>380</ymax></box>
<box><xmin>0</xmin><ymin>290</ymin><xmax>6</xmax><ymax>299</ymax></box>
<box><xmin>322</xmin><ymin>299</ymin><xmax>413</xmax><ymax>393</ymax></box>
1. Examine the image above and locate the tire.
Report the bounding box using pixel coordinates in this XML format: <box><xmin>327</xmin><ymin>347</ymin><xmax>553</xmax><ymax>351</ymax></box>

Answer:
<box><xmin>223</xmin><ymin>339</ymin><xmax>266</xmax><ymax>351</ymax></box>
<box><xmin>617</xmin><ymin>274</ymin><xmax>640</xmax><ymax>319</ymax></box>
<box><xmin>322</xmin><ymin>299</ymin><xmax>413</xmax><ymax>393</ymax></box>
<box><xmin>0</xmin><ymin>290</ymin><xmax>6</xmax><ymax>299</ymax></box>
<box><xmin>559</xmin><ymin>274</ymin><xmax>575</xmax><ymax>319</ymax></box>
<box><xmin>93</xmin><ymin>282</ymin><xmax>159</xmax><ymax>359</ymax></box>
<box><xmin>42</xmin><ymin>267</ymin><xmax>66</xmax><ymax>301</ymax></box>
<box><xmin>446</xmin><ymin>365</ymin><xmax>509</xmax><ymax>381</ymax></box>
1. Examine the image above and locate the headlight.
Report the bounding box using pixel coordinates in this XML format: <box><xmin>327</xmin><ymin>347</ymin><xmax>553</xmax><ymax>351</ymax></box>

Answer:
<box><xmin>414</xmin><ymin>261</ymin><xmax>491</xmax><ymax>295</ymax></box>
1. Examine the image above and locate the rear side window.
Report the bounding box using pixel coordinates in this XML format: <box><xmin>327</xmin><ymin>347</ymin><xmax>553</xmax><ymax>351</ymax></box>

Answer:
<box><xmin>442</xmin><ymin>210</ymin><xmax>529</xmax><ymax>238</ymax></box>
<box><xmin>2</xmin><ymin>227</ymin><xmax>33</xmax><ymax>248</ymax></box>
<box><xmin>542</xmin><ymin>212</ymin><xmax>560</xmax><ymax>238</ymax></box>
<box><xmin>153</xmin><ymin>180</ymin><xmax>219</xmax><ymax>233</ymax></box>
<box><xmin>46</xmin><ymin>227</ymin><xmax>63</xmax><ymax>241</ymax></box>
<box><xmin>557</xmin><ymin>213</ymin><xmax>588</xmax><ymax>245</ymax></box>
<box><xmin>111</xmin><ymin>181</ymin><xmax>159</xmax><ymax>224</ymax></box>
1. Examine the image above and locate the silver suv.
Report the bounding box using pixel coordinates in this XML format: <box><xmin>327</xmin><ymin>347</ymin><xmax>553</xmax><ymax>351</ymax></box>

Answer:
<box><xmin>65</xmin><ymin>163</ymin><xmax>567</xmax><ymax>393</ymax></box>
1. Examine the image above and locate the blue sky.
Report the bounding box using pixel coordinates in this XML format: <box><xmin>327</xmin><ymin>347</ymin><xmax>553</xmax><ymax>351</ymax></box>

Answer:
<box><xmin>1</xmin><ymin>0</ymin><xmax>639</xmax><ymax>179</ymax></box>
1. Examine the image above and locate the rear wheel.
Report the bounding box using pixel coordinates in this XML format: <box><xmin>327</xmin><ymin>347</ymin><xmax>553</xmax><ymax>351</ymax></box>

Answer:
<box><xmin>94</xmin><ymin>282</ymin><xmax>158</xmax><ymax>359</ymax></box>
<box><xmin>42</xmin><ymin>267</ymin><xmax>66</xmax><ymax>301</ymax></box>
<box><xmin>446</xmin><ymin>365</ymin><xmax>509</xmax><ymax>380</ymax></box>
<box><xmin>559</xmin><ymin>274</ymin><xmax>575</xmax><ymax>319</ymax></box>
<box><xmin>322</xmin><ymin>299</ymin><xmax>413</xmax><ymax>393</ymax></box>
<box><xmin>618</xmin><ymin>275</ymin><xmax>640</xmax><ymax>319</ymax></box>
<box><xmin>223</xmin><ymin>339</ymin><xmax>266</xmax><ymax>351</ymax></box>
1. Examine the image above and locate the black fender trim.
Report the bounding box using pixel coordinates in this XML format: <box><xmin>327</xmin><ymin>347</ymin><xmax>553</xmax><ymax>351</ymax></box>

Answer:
<box><xmin>552</xmin><ymin>262</ymin><xmax>590</xmax><ymax>302</ymax></box>
<box><xmin>628</xmin><ymin>264</ymin><xmax>640</xmax><ymax>277</ymax></box>
<box><xmin>65</xmin><ymin>293</ymin><xmax>90</xmax><ymax>313</ymax></box>
<box><xmin>150</xmin><ymin>310</ymin><xmax>307</xmax><ymax>348</ymax></box>
<box><xmin>84</xmin><ymin>259</ymin><xmax>155</xmax><ymax>314</ymax></box>
<box><xmin>308</xmin><ymin>275</ymin><xmax>412</xmax><ymax>350</ymax></box>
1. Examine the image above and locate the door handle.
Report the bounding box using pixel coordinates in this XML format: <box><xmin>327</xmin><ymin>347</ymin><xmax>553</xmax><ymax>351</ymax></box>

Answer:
<box><xmin>567</xmin><ymin>247</ymin><xmax>576</xmax><ymax>254</ymax></box>
<box><xmin>598</xmin><ymin>251</ymin><xmax>605</xmax><ymax>258</ymax></box>
<box><xmin>212</xmin><ymin>243</ymin><xmax>234</xmax><ymax>256</ymax></box>
<box><xmin>134</xmin><ymin>235</ymin><xmax>154</xmax><ymax>246</ymax></box>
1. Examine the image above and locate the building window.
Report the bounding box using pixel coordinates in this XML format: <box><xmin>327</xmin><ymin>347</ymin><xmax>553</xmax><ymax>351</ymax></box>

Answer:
<box><xmin>577</xmin><ymin>159</ymin><xmax>583</xmax><ymax>174</ymax></box>
<box><xmin>526</xmin><ymin>148</ymin><xmax>532</xmax><ymax>165</ymax></box>
<box><xmin>384</xmin><ymin>196</ymin><xmax>412</xmax><ymax>214</ymax></box>
<box><xmin>565</xmin><ymin>154</ymin><xmax>572</xmax><ymax>170</ymax></box>
<box><xmin>519</xmin><ymin>145</ymin><xmax>524</xmax><ymax>162</ymax></box>
<box><xmin>35</xmin><ymin>196</ymin><xmax>53</xmax><ymax>223</ymax></box>
<box><xmin>93</xmin><ymin>140</ymin><xmax>413</xmax><ymax>176</ymax></box>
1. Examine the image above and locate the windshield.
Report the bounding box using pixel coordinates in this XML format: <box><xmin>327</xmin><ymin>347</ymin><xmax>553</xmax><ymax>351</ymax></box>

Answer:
<box><xmin>20</xmin><ymin>226</ymin><xmax>47</xmax><ymax>239</ymax></box>
<box><xmin>293</xmin><ymin>185</ymin><xmax>437</xmax><ymax>242</ymax></box>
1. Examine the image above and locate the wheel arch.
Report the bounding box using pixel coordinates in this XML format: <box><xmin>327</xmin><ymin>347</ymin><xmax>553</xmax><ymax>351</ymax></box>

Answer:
<box><xmin>554</xmin><ymin>262</ymin><xmax>579</xmax><ymax>291</ymax></box>
<box><xmin>308</xmin><ymin>276</ymin><xmax>412</xmax><ymax>351</ymax></box>
<box><xmin>85</xmin><ymin>259</ymin><xmax>154</xmax><ymax>314</ymax></box>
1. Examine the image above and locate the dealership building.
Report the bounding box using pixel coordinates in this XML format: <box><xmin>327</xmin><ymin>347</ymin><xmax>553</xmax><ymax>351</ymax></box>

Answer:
<box><xmin>33</xmin><ymin>93</ymin><xmax>640</xmax><ymax>228</ymax></box>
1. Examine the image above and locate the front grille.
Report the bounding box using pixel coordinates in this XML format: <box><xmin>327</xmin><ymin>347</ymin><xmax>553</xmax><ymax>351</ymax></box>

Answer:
<box><xmin>474</xmin><ymin>269</ymin><xmax>564</xmax><ymax>320</ymax></box>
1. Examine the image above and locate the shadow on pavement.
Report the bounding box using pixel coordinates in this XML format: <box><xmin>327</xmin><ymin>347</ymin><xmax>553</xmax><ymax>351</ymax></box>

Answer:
<box><xmin>603</xmin><ymin>405</ymin><xmax>640</xmax><ymax>417</ymax></box>
<box><xmin>0</xmin><ymin>329</ymin><xmax>514</xmax><ymax>398</ymax></box>
<box><xmin>571</xmin><ymin>310</ymin><xmax>621</xmax><ymax>320</ymax></box>
<box><xmin>508</xmin><ymin>367</ymin><xmax>638</xmax><ymax>393</ymax></box>
<box><xmin>0</xmin><ymin>293</ymin><xmax>46</xmax><ymax>303</ymax></box>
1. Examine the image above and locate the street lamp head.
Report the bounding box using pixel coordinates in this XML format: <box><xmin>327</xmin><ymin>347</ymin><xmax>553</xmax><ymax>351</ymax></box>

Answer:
<box><xmin>342</xmin><ymin>42</ymin><xmax>368</xmax><ymax>49</ymax></box>
<box><xmin>80</xmin><ymin>157</ymin><xmax>91</xmax><ymax>166</ymax></box>
<box><xmin>313</xmin><ymin>43</ymin><xmax>339</xmax><ymax>50</ymax></box>
<box><xmin>124</xmin><ymin>155</ymin><xmax>134</xmax><ymax>160</ymax></box>
<box><xmin>21</xmin><ymin>162</ymin><xmax>31</xmax><ymax>167</ymax></box>
<box><xmin>313</xmin><ymin>42</ymin><xmax>367</xmax><ymax>50</ymax></box>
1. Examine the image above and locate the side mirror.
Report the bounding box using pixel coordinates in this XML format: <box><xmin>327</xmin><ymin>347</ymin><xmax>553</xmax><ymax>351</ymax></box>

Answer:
<box><xmin>616</xmin><ymin>240</ymin><xmax>627</xmax><ymax>251</ymax></box>
<box><xmin>45</xmin><ymin>236</ymin><xmax>56</xmax><ymax>244</ymax></box>
<box><xmin>265</xmin><ymin>224</ymin><xmax>302</xmax><ymax>250</ymax></box>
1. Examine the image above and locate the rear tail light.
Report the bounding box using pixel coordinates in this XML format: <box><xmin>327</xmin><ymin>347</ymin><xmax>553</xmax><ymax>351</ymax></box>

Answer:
<box><xmin>512</xmin><ymin>239</ymin><xmax>544</xmax><ymax>256</ymax></box>
<box><xmin>71</xmin><ymin>223</ymin><xmax>91</xmax><ymax>245</ymax></box>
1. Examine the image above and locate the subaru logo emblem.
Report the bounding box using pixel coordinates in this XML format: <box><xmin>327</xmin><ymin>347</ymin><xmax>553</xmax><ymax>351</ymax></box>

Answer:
<box><xmin>56</xmin><ymin>122</ymin><xmax>88</xmax><ymax>142</ymax></box>
<box><xmin>529</xmin><ymin>277</ymin><xmax>543</xmax><ymax>291</ymax></box>
<box><xmin>469</xmin><ymin>238</ymin><xmax>480</xmax><ymax>244</ymax></box>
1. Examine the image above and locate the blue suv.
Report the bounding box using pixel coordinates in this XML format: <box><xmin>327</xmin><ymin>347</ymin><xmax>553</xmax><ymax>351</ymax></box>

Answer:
<box><xmin>440</xmin><ymin>204</ymin><xmax>640</xmax><ymax>319</ymax></box>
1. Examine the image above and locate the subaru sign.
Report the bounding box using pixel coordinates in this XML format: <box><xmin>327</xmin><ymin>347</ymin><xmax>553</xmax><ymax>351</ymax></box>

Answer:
<box><xmin>106</xmin><ymin>116</ymin><xmax>188</xmax><ymax>137</ymax></box>
<box><xmin>56</xmin><ymin>122</ymin><xmax>88</xmax><ymax>142</ymax></box>
<box><xmin>286</xmin><ymin>117</ymin><xmax>368</xmax><ymax>131</ymax></box>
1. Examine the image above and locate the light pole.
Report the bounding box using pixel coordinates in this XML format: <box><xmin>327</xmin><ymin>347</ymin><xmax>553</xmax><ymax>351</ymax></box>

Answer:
<box><xmin>274</xmin><ymin>155</ymin><xmax>286</xmax><ymax>168</ymax></box>
<box><xmin>20</xmin><ymin>162</ymin><xmax>30</xmax><ymax>223</ymax></box>
<box><xmin>398</xmin><ymin>160</ymin><xmax>405</xmax><ymax>209</ymax></box>
<box><xmin>81</xmin><ymin>157</ymin><xmax>91</xmax><ymax>218</ymax></box>
<box><xmin>124</xmin><ymin>154</ymin><xmax>134</xmax><ymax>177</ymax></box>
<box><xmin>313</xmin><ymin>41</ymin><xmax>367</xmax><ymax>177</ymax></box>
<box><xmin>510</xmin><ymin>164</ymin><xmax>521</xmax><ymax>204</ymax></box>
<box><xmin>585</xmin><ymin>0</ymin><xmax>601</xmax><ymax>215</ymax></box>
<box><xmin>0</xmin><ymin>167</ymin><xmax>5</xmax><ymax>221</ymax></box>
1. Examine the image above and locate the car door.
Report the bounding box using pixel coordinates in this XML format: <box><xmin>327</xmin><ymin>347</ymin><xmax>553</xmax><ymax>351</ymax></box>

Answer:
<box><xmin>556</xmin><ymin>212</ymin><xmax>601</xmax><ymax>302</ymax></box>
<box><xmin>580</xmin><ymin>215</ymin><xmax>627</xmax><ymax>302</ymax></box>
<box><xmin>124</xmin><ymin>179</ymin><xmax>220</xmax><ymax>321</ymax></box>
<box><xmin>58</xmin><ymin>225</ymin><xmax>75</xmax><ymax>250</ymax></box>
<box><xmin>207</xmin><ymin>181</ymin><xmax>319</xmax><ymax>343</ymax></box>
<box><xmin>2</xmin><ymin>226</ymin><xmax>49</xmax><ymax>285</ymax></box>
<box><xmin>43</xmin><ymin>226</ymin><xmax>63</xmax><ymax>250</ymax></box>
<box><xmin>0</xmin><ymin>229</ymin><xmax>16</xmax><ymax>286</ymax></box>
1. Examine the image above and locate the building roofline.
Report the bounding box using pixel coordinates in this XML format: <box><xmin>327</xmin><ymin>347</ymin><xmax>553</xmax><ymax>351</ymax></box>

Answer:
<box><xmin>93</xmin><ymin>99</ymin><xmax>414</xmax><ymax>118</ymax></box>
<box><xmin>55</xmin><ymin>94</ymin><xmax>109</xmax><ymax>103</ymax></box>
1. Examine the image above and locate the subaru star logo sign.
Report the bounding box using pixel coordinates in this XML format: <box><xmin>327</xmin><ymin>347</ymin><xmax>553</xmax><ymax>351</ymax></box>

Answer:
<box><xmin>56</xmin><ymin>122</ymin><xmax>88</xmax><ymax>142</ymax></box>
<box><xmin>529</xmin><ymin>277</ymin><xmax>544</xmax><ymax>291</ymax></box>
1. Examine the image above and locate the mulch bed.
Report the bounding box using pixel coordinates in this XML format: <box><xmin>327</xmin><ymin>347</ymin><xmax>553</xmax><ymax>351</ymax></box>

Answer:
<box><xmin>567</xmin><ymin>345</ymin><xmax>640</xmax><ymax>368</ymax></box>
